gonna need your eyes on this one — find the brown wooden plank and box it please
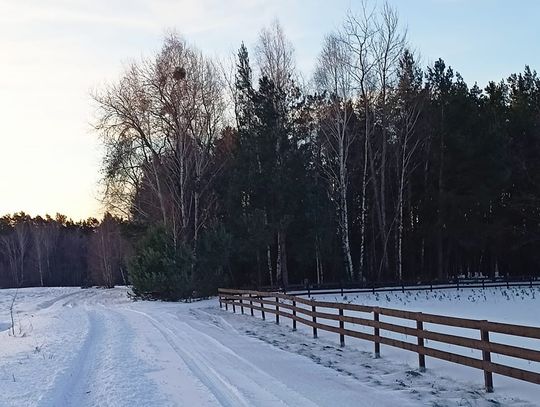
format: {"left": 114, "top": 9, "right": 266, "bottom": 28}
{"left": 225, "top": 297, "right": 540, "bottom": 362}
{"left": 219, "top": 288, "right": 540, "bottom": 387}
{"left": 487, "top": 361, "right": 540, "bottom": 385}
{"left": 379, "top": 306, "right": 540, "bottom": 339}
{"left": 485, "top": 321, "right": 540, "bottom": 340}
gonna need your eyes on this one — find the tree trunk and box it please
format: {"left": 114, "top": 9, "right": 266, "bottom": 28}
{"left": 437, "top": 107, "right": 446, "bottom": 280}
{"left": 267, "top": 244, "right": 273, "bottom": 287}
{"left": 315, "top": 237, "right": 323, "bottom": 284}
{"left": 339, "top": 135, "right": 354, "bottom": 281}
{"left": 359, "top": 111, "right": 370, "bottom": 282}
{"left": 256, "top": 250, "right": 262, "bottom": 288}
{"left": 280, "top": 229, "right": 288, "bottom": 287}
{"left": 276, "top": 232, "right": 281, "bottom": 285}
{"left": 380, "top": 126, "right": 389, "bottom": 276}
{"left": 151, "top": 155, "right": 168, "bottom": 227}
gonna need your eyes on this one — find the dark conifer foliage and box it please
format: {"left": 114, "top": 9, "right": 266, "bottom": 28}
{"left": 3, "top": 13, "right": 540, "bottom": 297}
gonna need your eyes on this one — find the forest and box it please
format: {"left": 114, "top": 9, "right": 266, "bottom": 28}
{"left": 1, "top": 5, "right": 540, "bottom": 299}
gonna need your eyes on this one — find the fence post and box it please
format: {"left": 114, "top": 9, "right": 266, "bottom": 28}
{"left": 374, "top": 309, "right": 380, "bottom": 358}
{"left": 261, "top": 297, "right": 265, "bottom": 321}
{"left": 312, "top": 302, "right": 318, "bottom": 338}
{"left": 225, "top": 296, "right": 228, "bottom": 311}
{"left": 250, "top": 294, "right": 254, "bottom": 316}
{"left": 240, "top": 295, "right": 244, "bottom": 314}
{"left": 481, "top": 322, "right": 494, "bottom": 392}
{"left": 339, "top": 308, "right": 345, "bottom": 347}
{"left": 275, "top": 297, "right": 280, "bottom": 325}
{"left": 219, "top": 293, "right": 222, "bottom": 309}
{"left": 232, "top": 297, "right": 236, "bottom": 313}
{"left": 416, "top": 314, "right": 426, "bottom": 371}
{"left": 292, "top": 300, "right": 297, "bottom": 331}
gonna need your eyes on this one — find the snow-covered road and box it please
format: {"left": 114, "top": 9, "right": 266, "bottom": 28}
{"left": 0, "top": 287, "right": 537, "bottom": 406}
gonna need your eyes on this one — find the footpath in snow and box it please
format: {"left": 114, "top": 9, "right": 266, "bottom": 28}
{"left": 0, "top": 286, "right": 539, "bottom": 406}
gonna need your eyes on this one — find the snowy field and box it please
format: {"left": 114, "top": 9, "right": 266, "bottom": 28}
{"left": 291, "top": 286, "right": 540, "bottom": 404}
{"left": 0, "top": 287, "right": 539, "bottom": 406}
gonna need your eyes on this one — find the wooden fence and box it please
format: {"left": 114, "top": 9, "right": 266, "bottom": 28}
{"left": 218, "top": 288, "right": 540, "bottom": 392}
{"left": 258, "top": 275, "right": 540, "bottom": 297}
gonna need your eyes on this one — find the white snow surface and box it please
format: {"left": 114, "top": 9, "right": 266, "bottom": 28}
{"left": 0, "top": 286, "right": 538, "bottom": 406}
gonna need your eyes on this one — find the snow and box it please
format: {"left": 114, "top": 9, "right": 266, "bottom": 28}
{"left": 0, "top": 286, "right": 538, "bottom": 406}
{"left": 292, "top": 286, "right": 540, "bottom": 403}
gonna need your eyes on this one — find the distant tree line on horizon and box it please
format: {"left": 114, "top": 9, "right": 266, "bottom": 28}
{"left": 2, "top": 3, "right": 540, "bottom": 299}
{"left": 0, "top": 212, "right": 129, "bottom": 289}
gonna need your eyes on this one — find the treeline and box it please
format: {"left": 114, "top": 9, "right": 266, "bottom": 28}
{"left": 3, "top": 4, "right": 540, "bottom": 298}
{"left": 94, "top": 4, "right": 540, "bottom": 299}
{"left": 0, "top": 213, "right": 130, "bottom": 288}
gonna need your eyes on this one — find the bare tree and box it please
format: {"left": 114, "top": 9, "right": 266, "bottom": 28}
{"left": 1, "top": 233, "right": 19, "bottom": 286}
{"left": 42, "top": 215, "right": 59, "bottom": 283}
{"left": 94, "top": 34, "right": 226, "bottom": 265}
{"left": 255, "top": 20, "right": 296, "bottom": 92}
{"left": 342, "top": 1, "right": 406, "bottom": 279}
{"left": 373, "top": 3, "right": 407, "bottom": 276}
{"left": 314, "top": 33, "right": 356, "bottom": 281}
{"left": 88, "top": 213, "right": 126, "bottom": 287}
{"left": 341, "top": 3, "right": 378, "bottom": 280}
{"left": 94, "top": 61, "right": 168, "bottom": 223}
{"left": 15, "top": 223, "right": 28, "bottom": 285}
{"left": 32, "top": 218, "right": 46, "bottom": 287}
{"left": 393, "top": 50, "right": 424, "bottom": 280}
{"left": 152, "top": 36, "right": 226, "bottom": 252}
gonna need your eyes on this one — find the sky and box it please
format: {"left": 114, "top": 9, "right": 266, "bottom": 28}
{"left": 1, "top": 0, "right": 539, "bottom": 221}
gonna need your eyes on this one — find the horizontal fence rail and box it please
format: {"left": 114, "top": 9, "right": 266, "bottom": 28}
{"left": 218, "top": 288, "right": 540, "bottom": 392}
{"left": 256, "top": 276, "right": 540, "bottom": 297}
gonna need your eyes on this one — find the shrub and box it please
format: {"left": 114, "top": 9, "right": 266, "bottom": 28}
{"left": 129, "top": 225, "right": 193, "bottom": 300}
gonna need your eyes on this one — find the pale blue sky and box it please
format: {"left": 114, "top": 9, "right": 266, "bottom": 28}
{"left": 1, "top": 0, "right": 539, "bottom": 220}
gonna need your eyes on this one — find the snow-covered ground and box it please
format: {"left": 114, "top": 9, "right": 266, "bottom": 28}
{"left": 292, "top": 286, "right": 540, "bottom": 403}
{"left": 0, "top": 286, "right": 538, "bottom": 406}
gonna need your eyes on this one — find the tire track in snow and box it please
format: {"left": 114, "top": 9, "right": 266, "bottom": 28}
{"left": 39, "top": 305, "right": 165, "bottom": 407}
{"left": 169, "top": 311, "right": 319, "bottom": 407}
{"left": 125, "top": 308, "right": 253, "bottom": 407}
{"left": 39, "top": 309, "right": 103, "bottom": 407}
{"left": 141, "top": 308, "right": 318, "bottom": 406}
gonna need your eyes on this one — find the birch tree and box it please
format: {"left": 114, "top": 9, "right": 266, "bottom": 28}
{"left": 13, "top": 214, "right": 29, "bottom": 286}
{"left": 32, "top": 217, "right": 48, "bottom": 286}
{"left": 342, "top": 4, "right": 378, "bottom": 280}
{"left": 342, "top": 1, "right": 406, "bottom": 279}
{"left": 1, "top": 233, "right": 18, "bottom": 286}
{"left": 393, "top": 50, "right": 424, "bottom": 280}
{"left": 314, "top": 33, "right": 356, "bottom": 281}
{"left": 372, "top": 3, "right": 406, "bottom": 277}
{"left": 88, "top": 213, "right": 127, "bottom": 287}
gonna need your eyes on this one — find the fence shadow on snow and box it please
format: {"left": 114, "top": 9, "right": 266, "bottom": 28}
{"left": 219, "top": 288, "right": 540, "bottom": 393}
